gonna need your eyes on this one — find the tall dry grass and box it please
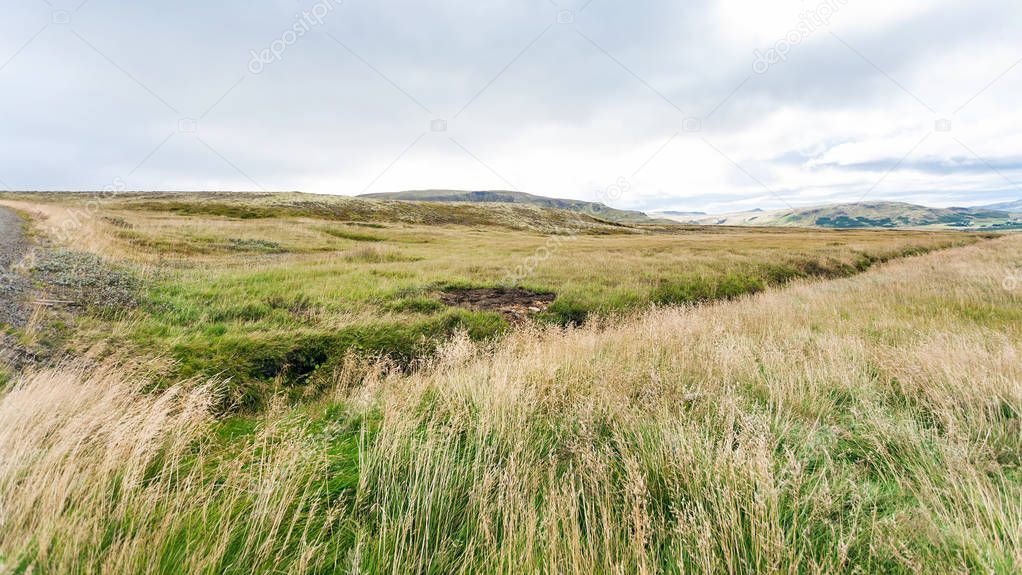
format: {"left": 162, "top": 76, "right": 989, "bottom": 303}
{"left": 1, "top": 236, "right": 1020, "bottom": 573}
{"left": 0, "top": 366, "right": 346, "bottom": 574}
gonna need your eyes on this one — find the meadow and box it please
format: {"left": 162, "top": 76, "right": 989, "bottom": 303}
{"left": 0, "top": 192, "right": 984, "bottom": 410}
{"left": 0, "top": 193, "right": 1018, "bottom": 572}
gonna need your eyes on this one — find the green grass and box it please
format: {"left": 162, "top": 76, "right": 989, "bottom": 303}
{"left": 1, "top": 195, "right": 1019, "bottom": 574}
{"left": 14, "top": 193, "right": 992, "bottom": 412}
{"left": 161, "top": 309, "right": 505, "bottom": 410}
{"left": 317, "top": 226, "right": 385, "bottom": 242}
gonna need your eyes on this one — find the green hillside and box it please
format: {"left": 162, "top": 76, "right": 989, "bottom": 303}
{"left": 359, "top": 189, "right": 663, "bottom": 224}
{"left": 658, "top": 201, "right": 1022, "bottom": 230}
{"left": 981, "top": 199, "right": 1022, "bottom": 212}
{"left": 2, "top": 191, "right": 633, "bottom": 235}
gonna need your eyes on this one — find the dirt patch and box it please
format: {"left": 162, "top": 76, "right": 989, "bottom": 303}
{"left": 440, "top": 287, "right": 556, "bottom": 323}
{"left": 0, "top": 207, "right": 30, "bottom": 328}
{"left": 0, "top": 333, "right": 43, "bottom": 373}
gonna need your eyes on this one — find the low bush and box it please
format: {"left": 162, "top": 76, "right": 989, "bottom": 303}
{"left": 32, "top": 249, "right": 140, "bottom": 314}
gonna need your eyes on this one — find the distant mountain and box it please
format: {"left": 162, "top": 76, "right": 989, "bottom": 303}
{"left": 657, "top": 201, "right": 1022, "bottom": 230}
{"left": 359, "top": 190, "right": 665, "bottom": 224}
{"left": 979, "top": 199, "right": 1022, "bottom": 212}
{"left": 656, "top": 210, "right": 707, "bottom": 216}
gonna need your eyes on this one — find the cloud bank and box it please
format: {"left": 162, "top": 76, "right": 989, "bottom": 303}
{"left": 1, "top": 0, "right": 1020, "bottom": 212}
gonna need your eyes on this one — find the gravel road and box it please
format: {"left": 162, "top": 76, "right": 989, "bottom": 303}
{"left": 0, "top": 207, "right": 29, "bottom": 328}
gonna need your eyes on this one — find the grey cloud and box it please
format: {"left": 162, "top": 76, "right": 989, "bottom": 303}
{"left": 1, "top": 0, "right": 1021, "bottom": 210}
{"left": 816, "top": 156, "right": 1022, "bottom": 176}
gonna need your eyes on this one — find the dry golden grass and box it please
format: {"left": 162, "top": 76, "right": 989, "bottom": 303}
{"left": 2, "top": 193, "right": 985, "bottom": 404}
{"left": 0, "top": 365, "right": 214, "bottom": 572}
{"left": 0, "top": 200, "right": 116, "bottom": 256}
{"left": 1, "top": 235, "right": 1019, "bottom": 573}
{"left": 340, "top": 234, "right": 1021, "bottom": 572}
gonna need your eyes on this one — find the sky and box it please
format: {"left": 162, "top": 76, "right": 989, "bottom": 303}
{"left": 1, "top": 0, "right": 1021, "bottom": 213}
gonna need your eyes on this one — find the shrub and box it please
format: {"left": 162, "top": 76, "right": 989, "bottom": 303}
{"left": 223, "top": 238, "right": 284, "bottom": 253}
{"left": 31, "top": 249, "right": 140, "bottom": 313}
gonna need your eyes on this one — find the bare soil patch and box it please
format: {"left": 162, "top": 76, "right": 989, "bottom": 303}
{"left": 440, "top": 287, "right": 556, "bottom": 323}
{"left": 0, "top": 208, "right": 30, "bottom": 328}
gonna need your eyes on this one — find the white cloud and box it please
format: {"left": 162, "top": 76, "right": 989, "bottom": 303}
{"left": 0, "top": 0, "right": 1020, "bottom": 212}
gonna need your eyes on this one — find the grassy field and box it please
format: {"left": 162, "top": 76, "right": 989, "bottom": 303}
{"left": 0, "top": 192, "right": 986, "bottom": 410}
{"left": 0, "top": 212, "right": 1019, "bottom": 573}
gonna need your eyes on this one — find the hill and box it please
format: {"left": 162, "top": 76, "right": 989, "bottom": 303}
{"left": 656, "top": 201, "right": 1022, "bottom": 230}
{"left": 658, "top": 210, "right": 707, "bottom": 216}
{"left": 980, "top": 198, "right": 1022, "bottom": 212}
{"left": 0, "top": 191, "right": 637, "bottom": 235}
{"left": 359, "top": 189, "right": 665, "bottom": 224}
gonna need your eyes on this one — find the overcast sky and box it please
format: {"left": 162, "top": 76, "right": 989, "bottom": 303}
{"left": 2, "top": 0, "right": 1021, "bottom": 213}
